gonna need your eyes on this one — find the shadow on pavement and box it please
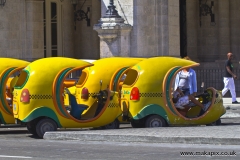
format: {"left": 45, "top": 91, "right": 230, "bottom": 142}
{"left": 221, "top": 123, "right": 240, "bottom": 126}
{"left": 28, "top": 134, "right": 41, "bottom": 139}
{"left": 0, "top": 130, "right": 28, "bottom": 134}
{"left": 0, "top": 124, "right": 25, "bottom": 128}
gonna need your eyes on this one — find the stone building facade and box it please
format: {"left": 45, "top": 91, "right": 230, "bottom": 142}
{"left": 0, "top": 0, "right": 100, "bottom": 61}
{"left": 0, "top": 0, "right": 239, "bottom": 68}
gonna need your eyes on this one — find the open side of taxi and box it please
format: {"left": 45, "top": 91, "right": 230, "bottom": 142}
{"left": 0, "top": 58, "right": 29, "bottom": 125}
{"left": 120, "top": 57, "right": 226, "bottom": 128}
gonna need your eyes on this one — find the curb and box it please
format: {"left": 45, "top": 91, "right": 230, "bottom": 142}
{"left": 44, "top": 125, "right": 240, "bottom": 145}
{"left": 44, "top": 132, "right": 240, "bottom": 145}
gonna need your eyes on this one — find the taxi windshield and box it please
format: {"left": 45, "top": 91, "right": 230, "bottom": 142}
{"left": 14, "top": 70, "right": 29, "bottom": 88}
{"left": 123, "top": 69, "right": 138, "bottom": 86}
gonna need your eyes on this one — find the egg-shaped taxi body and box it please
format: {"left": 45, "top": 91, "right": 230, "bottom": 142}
{"left": 0, "top": 58, "right": 29, "bottom": 125}
{"left": 120, "top": 57, "right": 226, "bottom": 127}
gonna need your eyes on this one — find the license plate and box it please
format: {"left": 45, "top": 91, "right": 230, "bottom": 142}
{"left": 13, "top": 104, "right": 16, "bottom": 111}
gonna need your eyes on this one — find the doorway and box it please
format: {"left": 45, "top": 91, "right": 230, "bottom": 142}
{"left": 44, "top": 0, "right": 63, "bottom": 57}
{"left": 180, "top": 0, "right": 187, "bottom": 58}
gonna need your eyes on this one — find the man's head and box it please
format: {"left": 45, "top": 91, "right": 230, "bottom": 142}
{"left": 183, "top": 56, "right": 191, "bottom": 61}
{"left": 227, "top": 52, "right": 233, "bottom": 60}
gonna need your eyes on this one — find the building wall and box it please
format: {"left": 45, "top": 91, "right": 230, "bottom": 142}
{"left": 61, "top": 0, "right": 75, "bottom": 58}
{"left": 0, "top": 0, "right": 44, "bottom": 61}
{"left": 74, "top": 0, "right": 101, "bottom": 59}
{"left": 0, "top": 0, "right": 100, "bottom": 61}
{"left": 187, "top": 0, "right": 240, "bottom": 65}
{"left": 0, "top": 0, "right": 239, "bottom": 65}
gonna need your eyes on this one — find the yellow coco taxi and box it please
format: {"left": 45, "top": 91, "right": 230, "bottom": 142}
{"left": 0, "top": 58, "right": 29, "bottom": 125}
{"left": 120, "top": 57, "right": 226, "bottom": 127}
{"left": 74, "top": 57, "right": 144, "bottom": 127}
{"left": 12, "top": 57, "right": 126, "bottom": 138}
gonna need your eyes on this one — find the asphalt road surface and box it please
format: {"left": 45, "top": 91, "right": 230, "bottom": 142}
{"left": 0, "top": 136, "right": 239, "bottom": 160}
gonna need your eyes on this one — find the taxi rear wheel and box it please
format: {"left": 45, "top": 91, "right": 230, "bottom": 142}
{"left": 145, "top": 115, "right": 166, "bottom": 128}
{"left": 36, "top": 118, "right": 57, "bottom": 138}
{"left": 102, "top": 119, "right": 120, "bottom": 129}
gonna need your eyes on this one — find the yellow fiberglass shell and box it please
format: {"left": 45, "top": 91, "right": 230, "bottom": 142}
{"left": 121, "top": 57, "right": 225, "bottom": 126}
{"left": 12, "top": 57, "right": 93, "bottom": 127}
{"left": 75, "top": 57, "right": 144, "bottom": 119}
{"left": 0, "top": 58, "right": 29, "bottom": 124}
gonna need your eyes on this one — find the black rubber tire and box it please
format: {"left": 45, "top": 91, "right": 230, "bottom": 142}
{"left": 26, "top": 122, "right": 37, "bottom": 135}
{"left": 206, "top": 118, "right": 221, "bottom": 126}
{"left": 145, "top": 115, "right": 166, "bottom": 128}
{"left": 130, "top": 119, "right": 145, "bottom": 128}
{"left": 103, "top": 119, "right": 120, "bottom": 129}
{"left": 36, "top": 118, "right": 57, "bottom": 138}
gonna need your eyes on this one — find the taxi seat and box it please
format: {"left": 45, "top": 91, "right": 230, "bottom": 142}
{"left": 68, "top": 93, "right": 88, "bottom": 120}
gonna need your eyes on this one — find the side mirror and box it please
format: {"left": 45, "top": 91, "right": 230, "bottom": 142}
{"left": 74, "top": 80, "right": 78, "bottom": 85}
{"left": 99, "top": 80, "right": 103, "bottom": 91}
{"left": 201, "top": 82, "right": 204, "bottom": 93}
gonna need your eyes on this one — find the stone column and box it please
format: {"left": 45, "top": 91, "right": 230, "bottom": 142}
{"left": 168, "top": 0, "right": 180, "bottom": 57}
{"left": 218, "top": 0, "right": 230, "bottom": 60}
{"left": 229, "top": 0, "right": 240, "bottom": 61}
{"left": 94, "top": 1, "right": 132, "bottom": 58}
{"left": 186, "top": 0, "right": 198, "bottom": 61}
{"left": 91, "top": 0, "right": 101, "bottom": 59}
{"left": 25, "top": 0, "right": 44, "bottom": 61}
{"left": 154, "top": 0, "right": 169, "bottom": 56}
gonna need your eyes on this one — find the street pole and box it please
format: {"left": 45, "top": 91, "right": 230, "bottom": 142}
{"left": 104, "top": 0, "right": 121, "bottom": 18}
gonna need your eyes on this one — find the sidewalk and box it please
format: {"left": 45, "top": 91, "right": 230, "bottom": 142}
{"left": 43, "top": 98, "right": 240, "bottom": 145}
{"left": 222, "top": 97, "right": 240, "bottom": 106}
{"left": 44, "top": 126, "right": 240, "bottom": 145}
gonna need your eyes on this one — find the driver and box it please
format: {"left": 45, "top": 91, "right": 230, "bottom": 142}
{"left": 172, "top": 87, "right": 210, "bottom": 116}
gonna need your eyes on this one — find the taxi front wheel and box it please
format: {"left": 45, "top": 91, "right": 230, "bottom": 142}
{"left": 145, "top": 115, "right": 166, "bottom": 128}
{"left": 131, "top": 119, "right": 145, "bottom": 128}
{"left": 27, "top": 121, "right": 37, "bottom": 135}
{"left": 36, "top": 118, "right": 57, "bottom": 138}
{"left": 206, "top": 118, "right": 221, "bottom": 126}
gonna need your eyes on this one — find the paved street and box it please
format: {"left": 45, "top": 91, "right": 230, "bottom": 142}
{"left": 0, "top": 137, "right": 239, "bottom": 160}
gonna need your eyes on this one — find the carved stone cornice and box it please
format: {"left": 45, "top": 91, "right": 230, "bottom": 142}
{"left": 25, "top": 0, "right": 44, "bottom": 2}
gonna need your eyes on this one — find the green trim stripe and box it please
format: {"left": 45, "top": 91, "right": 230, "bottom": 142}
{"left": 0, "top": 68, "right": 16, "bottom": 114}
{"left": 55, "top": 68, "right": 73, "bottom": 118}
{"left": 133, "top": 104, "right": 169, "bottom": 123}
{"left": 165, "top": 67, "right": 181, "bottom": 115}
{"left": 22, "top": 107, "right": 62, "bottom": 127}
{"left": 113, "top": 67, "right": 128, "bottom": 91}
{"left": 0, "top": 112, "right": 6, "bottom": 124}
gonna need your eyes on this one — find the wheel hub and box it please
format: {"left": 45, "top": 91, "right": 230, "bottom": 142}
{"left": 151, "top": 119, "right": 162, "bottom": 127}
{"left": 42, "top": 122, "right": 54, "bottom": 131}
